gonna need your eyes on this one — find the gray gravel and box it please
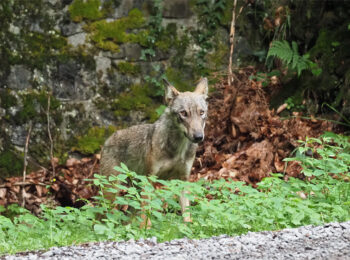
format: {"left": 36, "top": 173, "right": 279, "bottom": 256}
{"left": 4, "top": 221, "right": 350, "bottom": 260}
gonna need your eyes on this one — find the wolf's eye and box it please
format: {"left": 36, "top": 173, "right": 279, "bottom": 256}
{"left": 200, "top": 110, "right": 205, "bottom": 116}
{"left": 180, "top": 110, "right": 187, "bottom": 117}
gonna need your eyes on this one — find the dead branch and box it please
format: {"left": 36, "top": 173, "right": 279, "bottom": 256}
{"left": 227, "top": 0, "right": 246, "bottom": 85}
{"left": 22, "top": 122, "right": 32, "bottom": 207}
{"left": 47, "top": 94, "right": 55, "bottom": 177}
{"left": 0, "top": 181, "right": 47, "bottom": 188}
{"left": 228, "top": 0, "right": 238, "bottom": 85}
{"left": 27, "top": 156, "right": 50, "bottom": 172}
{"left": 277, "top": 103, "right": 288, "bottom": 114}
{"left": 88, "top": 156, "right": 99, "bottom": 178}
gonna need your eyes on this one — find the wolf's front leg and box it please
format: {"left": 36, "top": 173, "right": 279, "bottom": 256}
{"left": 179, "top": 156, "right": 195, "bottom": 222}
{"left": 180, "top": 189, "right": 192, "bottom": 222}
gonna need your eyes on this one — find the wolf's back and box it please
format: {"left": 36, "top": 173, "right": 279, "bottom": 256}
{"left": 100, "top": 123, "right": 155, "bottom": 176}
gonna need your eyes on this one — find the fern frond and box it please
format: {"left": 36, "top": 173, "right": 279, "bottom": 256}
{"left": 267, "top": 40, "right": 294, "bottom": 64}
{"left": 267, "top": 40, "right": 322, "bottom": 77}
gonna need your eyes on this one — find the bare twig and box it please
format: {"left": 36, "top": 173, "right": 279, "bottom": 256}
{"left": 88, "top": 157, "right": 99, "bottom": 178}
{"left": 47, "top": 94, "right": 55, "bottom": 177}
{"left": 27, "top": 156, "right": 50, "bottom": 172}
{"left": 228, "top": 0, "right": 238, "bottom": 85}
{"left": 0, "top": 181, "right": 47, "bottom": 188}
{"left": 227, "top": 0, "right": 246, "bottom": 85}
{"left": 3, "top": 150, "right": 49, "bottom": 173}
{"left": 22, "top": 122, "right": 32, "bottom": 208}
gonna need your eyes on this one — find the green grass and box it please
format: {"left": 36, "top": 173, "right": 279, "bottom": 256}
{"left": 0, "top": 132, "right": 349, "bottom": 255}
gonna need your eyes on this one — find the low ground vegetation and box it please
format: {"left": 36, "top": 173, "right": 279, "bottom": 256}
{"left": 0, "top": 132, "right": 349, "bottom": 255}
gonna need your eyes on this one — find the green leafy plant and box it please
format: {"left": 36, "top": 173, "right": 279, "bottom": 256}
{"left": 1, "top": 133, "right": 350, "bottom": 255}
{"left": 144, "top": 64, "right": 166, "bottom": 97}
{"left": 322, "top": 103, "right": 350, "bottom": 127}
{"left": 284, "top": 132, "right": 350, "bottom": 178}
{"left": 141, "top": 0, "right": 163, "bottom": 61}
{"left": 192, "top": 0, "right": 226, "bottom": 74}
{"left": 249, "top": 70, "right": 280, "bottom": 87}
{"left": 139, "top": 0, "right": 168, "bottom": 97}
{"left": 284, "top": 96, "right": 305, "bottom": 111}
{"left": 267, "top": 40, "right": 322, "bottom": 76}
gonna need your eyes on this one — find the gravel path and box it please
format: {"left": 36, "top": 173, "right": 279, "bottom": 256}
{"left": 4, "top": 221, "right": 350, "bottom": 260}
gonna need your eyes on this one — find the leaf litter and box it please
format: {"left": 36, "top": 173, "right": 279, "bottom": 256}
{"left": 0, "top": 67, "right": 338, "bottom": 212}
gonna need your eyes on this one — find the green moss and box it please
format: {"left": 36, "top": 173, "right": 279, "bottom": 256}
{"left": 155, "top": 23, "right": 178, "bottom": 51}
{"left": 69, "top": 0, "right": 104, "bottom": 22}
{"left": 73, "top": 126, "right": 119, "bottom": 155}
{"left": 64, "top": 46, "right": 97, "bottom": 71}
{"left": 100, "top": 0, "right": 122, "bottom": 17}
{"left": 220, "top": 0, "right": 236, "bottom": 26}
{"left": 16, "top": 91, "right": 61, "bottom": 124}
{"left": 86, "top": 8, "right": 147, "bottom": 52}
{"left": 15, "top": 32, "right": 68, "bottom": 70}
{"left": 116, "top": 61, "right": 141, "bottom": 75}
{"left": 309, "top": 30, "right": 337, "bottom": 71}
{"left": 165, "top": 67, "right": 193, "bottom": 92}
{"left": 17, "top": 94, "right": 38, "bottom": 124}
{"left": 113, "top": 84, "right": 160, "bottom": 122}
{"left": 0, "top": 150, "right": 23, "bottom": 178}
{"left": 207, "top": 41, "right": 229, "bottom": 70}
{"left": 0, "top": 90, "right": 17, "bottom": 109}
{"left": 114, "top": 84, "right": 152, "bottom": 112}
{"left": 1, "top": 0, "right": 70, "bottom": 71}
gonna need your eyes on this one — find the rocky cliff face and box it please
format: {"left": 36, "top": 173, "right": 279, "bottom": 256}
{"left": 0, "top": 0, "right": 236, "bottom": 177}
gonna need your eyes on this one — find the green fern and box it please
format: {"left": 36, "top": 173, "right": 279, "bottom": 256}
{"left": 267, "top": 40, "right": 321, "bottom": 77}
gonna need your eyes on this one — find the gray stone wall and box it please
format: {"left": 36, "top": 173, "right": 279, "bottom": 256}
{"left": 0, "top": 0, "right": 233, "bottom": 177}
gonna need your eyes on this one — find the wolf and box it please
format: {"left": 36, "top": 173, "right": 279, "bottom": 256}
{"left": 100, "top": 77, "right": 208, "bottom": 221}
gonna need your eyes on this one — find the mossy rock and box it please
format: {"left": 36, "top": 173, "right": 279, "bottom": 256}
{"left": 15, "top": 91, "right": 61, "bottom": 125}
{"left": 0, "top": 150, "right": 23, "bottom": 178}
{"left": 116, "top": 61, "right": 141, "bottom": 75}
{"left": 0, "top": 90, "right": 17, "bottom": 109}
{"left": 207, "top": 40, "right": 229, "bottom": 71}
{"left": 73, "top": 126, "right": 119, "bottom": 155}
{"left": 69, "top": 0, "right": 104, "bottom": 22}
{"left": 85, "top": 8, "right": 147, "bottom": 52}
{"left": 165, "top": 67, "right": 194, "bottom": 92}
{"left": 113, "top": 84, "right": 161, "bottom": 122}
{"left": 113, "top": 84, "right": 153, "bottom": 112}
{"left": 155, "top": 23, "right": 178, "bottom": 52}
{"left": 12, "top": 31, "right": 67, "bottom": 70}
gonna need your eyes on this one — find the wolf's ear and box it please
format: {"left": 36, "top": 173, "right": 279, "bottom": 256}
{"left": 194, "top": 77, "right": 208, "bottom": 96}
{"left": 163, "top": 79, "right": 179, "bottom": 104}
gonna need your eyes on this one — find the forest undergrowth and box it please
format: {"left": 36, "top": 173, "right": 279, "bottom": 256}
{"left": 0, "top": 70, "right": 349, "bottom": 255}
{"left": 0, "top": 131, "right": 349, "bottom": 255}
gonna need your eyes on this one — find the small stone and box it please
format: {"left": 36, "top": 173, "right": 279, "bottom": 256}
{"left": 7, "top": 65, "right": 32, "bottom": 90}
{"left": 67, "top": 33, "right": 87, "bottom": 47}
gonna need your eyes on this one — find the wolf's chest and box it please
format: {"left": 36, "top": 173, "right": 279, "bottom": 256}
{"left": 150, "top": 144, "right": 195, "bottom": 180}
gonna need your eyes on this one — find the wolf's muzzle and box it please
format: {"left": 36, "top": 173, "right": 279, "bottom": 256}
{"left": 193, "top": 133, "right": 204, "bottom": 143}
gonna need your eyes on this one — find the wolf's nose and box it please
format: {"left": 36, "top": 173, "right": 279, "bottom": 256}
{"left": 193, "top": 133, "right": 204, "bottom": 142}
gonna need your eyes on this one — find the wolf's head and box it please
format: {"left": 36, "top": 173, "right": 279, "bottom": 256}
{"left": 164, "top": 78, "right": 208, "bottom": 143}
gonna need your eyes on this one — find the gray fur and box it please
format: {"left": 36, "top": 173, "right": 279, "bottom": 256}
{"left": 100, "top": 78, "right": 209, "bottom": 219}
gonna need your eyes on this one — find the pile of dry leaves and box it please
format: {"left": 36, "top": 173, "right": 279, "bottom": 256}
{"left": 192, "top": 67, "right": 334, "bottom": 184}
{"left": 0, "top": 67, "right": 336, "bottom": 212}
{"left": 0, "top": 156, "right": 99, "bottom": 214}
